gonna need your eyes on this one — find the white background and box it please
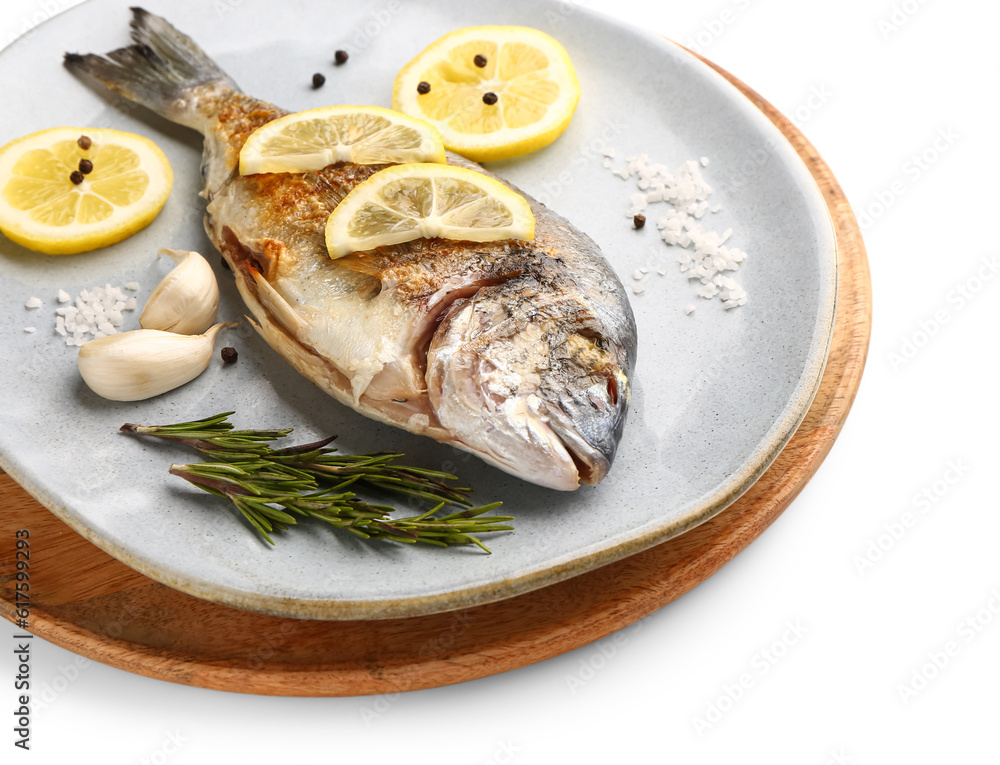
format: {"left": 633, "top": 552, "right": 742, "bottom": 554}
{"left": 3, "top": 0, "right": 997, "bottom": 762}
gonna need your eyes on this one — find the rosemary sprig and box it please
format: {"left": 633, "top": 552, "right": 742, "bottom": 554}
{"left": 122, "top": 412, "right": 512, "bottom": 552}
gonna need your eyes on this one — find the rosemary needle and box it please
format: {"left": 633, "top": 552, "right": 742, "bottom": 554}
{"left": 123, "top": 412, "right": 512, "bottom": 552}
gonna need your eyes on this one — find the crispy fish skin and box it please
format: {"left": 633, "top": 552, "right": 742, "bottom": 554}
{"left": 66, "top": 8, "right": 637, "bottom": 490}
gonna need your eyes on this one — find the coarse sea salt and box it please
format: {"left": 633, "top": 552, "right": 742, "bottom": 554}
{"left": 30, "top": 283, "right": 142, "bottom": 346}
{"left": 607, "top": 152, "right": 748, "bottom": 309}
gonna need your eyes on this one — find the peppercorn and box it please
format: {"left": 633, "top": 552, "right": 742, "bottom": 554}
{"left": 417, "top": 81, "right": 431, "bottom": 95}
{"left": 473, "top": 54, "right": 487, "bottom": 67}
{"left": 312, "top": 72, "right": 326, "bottom": 88}
{"left": 77, "top": 135, "right": 91, "bottom": 150}
{"left": 79, "top": 159, "right": 93, "bottom": 174}
{"left": 482, "top": 91, "right": 498, "bottom": 105}
{"left": 69, "top": 170, "right": 84, "bottom": 185}
{"left": 334, "top": 50, "right": 349, "bottom": 65}
{"left": 633, "top": 214, "right": 646, "bottom": 229}
{"left": 221, "top": 347, "right": 238, "bottom": 364}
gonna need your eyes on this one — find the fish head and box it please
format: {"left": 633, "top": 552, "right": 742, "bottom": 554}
{"left": 426, "top": 274, "right": 633, "bottom": 491}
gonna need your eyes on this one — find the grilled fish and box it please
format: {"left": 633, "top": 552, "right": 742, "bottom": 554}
{"left": 66, "top": 8, "right": 637, "bottom": 490}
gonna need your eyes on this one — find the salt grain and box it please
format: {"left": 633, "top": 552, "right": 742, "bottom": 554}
{"left": 125, "top": 281, "right": 140, "bottom": 291}
{"left": 24, "top": 327, "right": 36, "bottom": 333}
{"left": 32, "top": 283, "right": 140, "bottom": 346}
{"left": 603, "top": 150, "right": 749, "bottom": 309}
{"left": 25, "top": 297, "right": 42, "bottom": 309}
{"left": 632, "top": 284, "right": 645, "bottom": 295}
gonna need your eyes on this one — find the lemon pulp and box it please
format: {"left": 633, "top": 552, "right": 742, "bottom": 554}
{"left": 325, "top": 163, "right": 535, "bottom": 258}
{"left": 393, "top": 26, "right": 581, "bottom": 162}
{"left": 239, "top": 105, "right": 446, "bottom": 175}
{"left": 0, "top": 127, "right": 172, "bottom": 255}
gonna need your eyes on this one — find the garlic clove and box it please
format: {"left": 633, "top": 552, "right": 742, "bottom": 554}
{"left": 139, "top": 248, "right": 220, "bottom": 335}
{"left": 78, "top": 322, "right": 236, "bottom": 401}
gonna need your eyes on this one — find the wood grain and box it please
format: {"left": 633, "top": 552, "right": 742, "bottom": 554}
{"left": 0, "top": 61, "right": 871, "bottom": 696}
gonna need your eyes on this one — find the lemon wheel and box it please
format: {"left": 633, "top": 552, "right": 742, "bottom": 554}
{"left": 239, "top": 105, "right": 446, "bottom": 175}
{"left": 324, "top": 163, "right": 535, "bottom": 258}
{"left": 392, "top": 26, "right": 581, "bottom": 162}
{"left": 0, "top": 127, "right": 172, "bottom": 255}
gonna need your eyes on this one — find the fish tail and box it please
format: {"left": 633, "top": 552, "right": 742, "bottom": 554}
{"left": 63, "top": 7, "right": 238, "bottom": 129}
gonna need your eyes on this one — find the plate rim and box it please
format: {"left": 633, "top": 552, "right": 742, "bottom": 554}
{"left": 0, "top": 0, "right": 838, "bottom": 620}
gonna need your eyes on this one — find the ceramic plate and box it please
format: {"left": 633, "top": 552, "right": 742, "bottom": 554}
{"left": 0, "top": 0, "right": 836, "bottom": 619}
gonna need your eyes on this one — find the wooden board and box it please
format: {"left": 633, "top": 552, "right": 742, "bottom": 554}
{"left": 0, "top": 59, "right": 871, "bottom": 697}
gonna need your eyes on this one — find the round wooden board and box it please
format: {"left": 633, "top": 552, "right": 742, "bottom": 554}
{"left": 0, "top": 58, "right": 871, "bottom": 697}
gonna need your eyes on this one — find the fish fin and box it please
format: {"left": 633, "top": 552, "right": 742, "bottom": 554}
{"left": 63, "top": 7, "right": 238, "bottom": 127}
{"left": 334, "top": 252, "right": 387, "bottom": 278}
{"left": 247, "top": 268, "right": 312, "bottom": 337}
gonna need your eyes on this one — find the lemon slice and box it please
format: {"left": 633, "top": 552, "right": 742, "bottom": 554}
{"left": 392, "top": 25, "right": 581, "bottom": 162}
{"left": 0, "top": 127, "right": 172, "bottom": 255}
{"left": 239, "top": 105, "right": 446, "bottom": 175}
{"left": 324, "top": 163, "right": 535, "bottom": 258}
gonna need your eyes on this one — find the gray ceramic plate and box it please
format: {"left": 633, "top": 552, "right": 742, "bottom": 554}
{"left": 0, "top": 0, "right": 836, "bottom": 619}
